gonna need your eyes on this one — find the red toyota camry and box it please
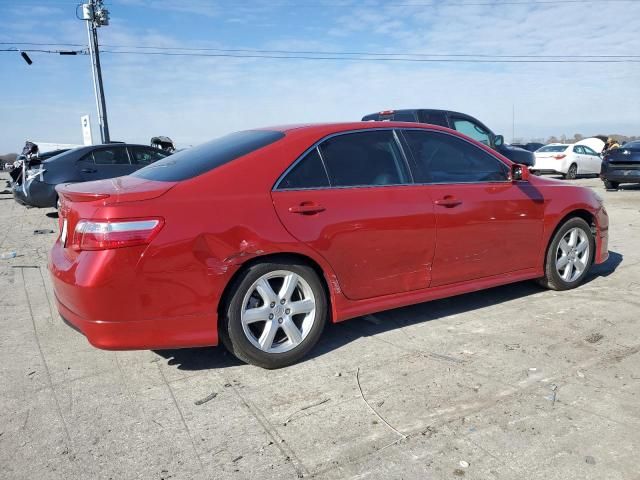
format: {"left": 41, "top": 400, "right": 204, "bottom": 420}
{"left": 49, "top": 123, "right": 609, "bottom": 368}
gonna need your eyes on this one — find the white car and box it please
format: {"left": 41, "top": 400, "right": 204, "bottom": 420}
{"left": 531, "top": 143, "right": 602, "bottom": 179}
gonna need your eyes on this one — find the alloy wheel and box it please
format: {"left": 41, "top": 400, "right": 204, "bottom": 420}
{"left": 555, "top": 227, "right": 590, "bottom": 282}
{"left": 240, "top": 270, "right": 316, "bottom": 354}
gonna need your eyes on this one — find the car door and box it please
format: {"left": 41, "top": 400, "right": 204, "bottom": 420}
{"left": 271, "top": 129, "right": 437, "bottom": 301}
{"left": 401, "top": 129, "right": 545, "bottom": 287}
{"left": 79, "top": 146, "right": 135, "bottom": 181}
{"left": 572, "top": 145, "right": 586, "bottom": 174}
{"left": 582, "top": 145, "right": 602, "bottom": 173}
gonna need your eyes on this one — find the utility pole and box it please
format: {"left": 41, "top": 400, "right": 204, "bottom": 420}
{"left": 81, "top": 0, "right": 110, "bottom": 143}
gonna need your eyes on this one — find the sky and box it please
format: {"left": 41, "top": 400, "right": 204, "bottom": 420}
{"left": 1, "top": 0, "right": 639, "bottom": 153}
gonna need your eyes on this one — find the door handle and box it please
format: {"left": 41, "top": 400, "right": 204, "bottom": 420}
{"left": 288, "top": 203, "right": 325, "bottom": 215}
{"left": 81, "top": 168, "right": 97, "bottom": 173}
{"left": 434, "top": 197, "right": 462, "bottom": 208}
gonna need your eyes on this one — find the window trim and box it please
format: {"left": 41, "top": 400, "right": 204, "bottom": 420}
{"left": 273, "top": 128, "right": 414, "bottom": 191}
{"left": 399, "top": 128, "right": 512, "bottom": 186}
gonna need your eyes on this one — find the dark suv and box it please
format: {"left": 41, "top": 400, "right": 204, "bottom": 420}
{"left": 600, "top": 140, "right": 640, "bottom": 190}
{"left": 362, "top": 109, "right": 535, "bottom": 166}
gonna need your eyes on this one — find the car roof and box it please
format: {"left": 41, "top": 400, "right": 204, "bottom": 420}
{"left": 266, "top": 121, "right": 454, "bottom": 135}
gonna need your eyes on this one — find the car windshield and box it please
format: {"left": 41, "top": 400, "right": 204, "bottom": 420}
{"left": 537, "top": 145, "right": 568, "bottom": 153}
{"left": 132, "top": 130, "right": 285, "bottom": 182}
{"left": 623, "top": 140, "right": 640, "bottom": 149}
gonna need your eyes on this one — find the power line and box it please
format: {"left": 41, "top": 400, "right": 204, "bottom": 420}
{"left": 2, "top": 42, "right": 639, "bottom": 59}
{"left": 98, "top": 49, "right": 640, "bottom": 63}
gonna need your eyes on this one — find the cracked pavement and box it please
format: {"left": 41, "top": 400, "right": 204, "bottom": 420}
{"left": 1, "top": 172, "right": 639, "bottom": 479}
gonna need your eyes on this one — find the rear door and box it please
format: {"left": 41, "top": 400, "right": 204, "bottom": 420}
{"left": 401, "top": 129, "right": 544, "bottom": 286}
{"left": 271, "top": 129, "right": 437, "bottom": 301}
{"left": 79, "top": 146, "right": 135, "bottom": 181}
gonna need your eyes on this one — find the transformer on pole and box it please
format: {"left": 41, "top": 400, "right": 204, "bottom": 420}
{"left": 81, "top": 0, "right": 111, "bottom": 144}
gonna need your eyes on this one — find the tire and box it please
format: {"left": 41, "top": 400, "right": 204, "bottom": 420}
{"left": 564, "top": 164, "right": 578, "bottom": 180}
{"left": 603, "top": 180, "right": 619, "bottom": 190}
{"left": 538, "top": 217, "right": 594, "bottom": 291}
{"left": 220, "top": 260, "right": 327, "bottom": 368}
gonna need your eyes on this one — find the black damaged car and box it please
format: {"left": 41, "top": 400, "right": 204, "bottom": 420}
{"left": 13, "top": 143, "right": 171, "bottom": 208}
{"left": 601, "top": 140, "right": 640, "bottom": 190}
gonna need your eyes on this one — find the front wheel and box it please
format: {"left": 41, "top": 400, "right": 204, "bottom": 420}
{"left": 221, "top": 261, "right": 327, "bottom": 368}
{"left": 603, "top": 180, "right": 619, "bottom": 190}
{"left": 538, "top": 217, "right": 594, "bottom": 291}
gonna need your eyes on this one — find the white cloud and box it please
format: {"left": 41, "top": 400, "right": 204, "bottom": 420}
{"left": 1, "top": 0, "right": 639, "bottom": 152}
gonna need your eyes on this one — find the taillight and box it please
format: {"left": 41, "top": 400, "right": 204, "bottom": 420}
{"left": 553, "top": 154, "right": 566, "bottom": 160}
{"left": 71, "top": 218, "right": 164, "bottom": 251}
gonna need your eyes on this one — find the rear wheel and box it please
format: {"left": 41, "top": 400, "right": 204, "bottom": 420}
{"left": 564, "top": 164, "right": 578, "bottom": 180}
{"left": 603, "top": 180, "right": 619, "bottom": 190}
{"left": 538, "top": 217, "right": 594, "bottom": 291}
{"left": 221, "top": 261, "right": 327, "bottom": 368}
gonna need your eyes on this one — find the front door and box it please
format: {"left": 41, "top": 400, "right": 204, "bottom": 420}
{"left": 401, "top": 129, "right": 545, "bottom": 287}
{"left": 271, "top": 129, "right": 437, "bottom": 301}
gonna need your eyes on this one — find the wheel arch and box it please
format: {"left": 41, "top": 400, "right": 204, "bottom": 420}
{"left": 217, "top": 251, "right": 336, "bottom": 328}
{"left": 543, "top": 208, "right": 597, "bottom": 267}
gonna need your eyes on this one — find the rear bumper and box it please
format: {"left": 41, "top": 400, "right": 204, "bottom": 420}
{"left": 54, "top": 292, "right": 218, "bottom": 350}
{"left": 13, "top": 180, "right": 57, "bottom": 208}
{"left": 601, "top": 168, "right": 640, "bottom": 184}
{"left": 49, "top": 240, "right": 220, "bottom": 350}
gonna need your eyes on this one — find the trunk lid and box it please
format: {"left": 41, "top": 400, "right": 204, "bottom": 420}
{"left": 606, "top": 147, "right": 640, "bottom": 164}
{"left": 56, "top": 176, "right": 176, "bottom": 204}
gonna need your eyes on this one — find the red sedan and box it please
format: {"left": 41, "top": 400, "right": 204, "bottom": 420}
{"left": 49, "top": 123, "right": 609, "bottom": 368}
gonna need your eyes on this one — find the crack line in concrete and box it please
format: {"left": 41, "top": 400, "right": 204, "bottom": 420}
{"left": 156, "top": 362, "right": 205, "bottom": 472}
{"left": 20, "top": 268, "right": 74, "bottom": 452}
{"left": 226, "top": 381, "right": 308, "bottom": 478}
{"left": 356, "top": 367, "right": 406, "bottom": 439}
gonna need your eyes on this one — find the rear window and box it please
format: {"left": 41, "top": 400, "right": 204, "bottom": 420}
{"left": 537, "top": 145, "right": 568, "bottom": 153}
{"left": 132, "top": 130, "right": 285, "bottom": 182}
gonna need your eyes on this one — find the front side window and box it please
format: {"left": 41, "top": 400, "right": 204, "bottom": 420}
{"left": 318, "top": 130, "right": 409, "bottom": 187}
{"left": 92, "top": 147, "right": 130, "bottom": 165}
{"left": 129, "top": 146, "right": 170, "bottom": 166}
{"left": 451, "top": 118, "right": 491, "bottom": 146}
{"left": 582, "top": 145, "right": 598, "bottom": 155}
{"left": 278, "top": 148, "right": 329, "bottom": 189}
{"left": 403, "top": 130, "right": 510, "bottom": 184}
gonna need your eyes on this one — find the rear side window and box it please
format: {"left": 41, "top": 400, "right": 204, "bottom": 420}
{"left": 278, "top": 148, "right": 329, "bottom": 189}
{"left": 403, "top": 130, "right": 509, "bottom": 183}
{"left": 319, "top": 130, "right": 409, "bottom": 187}
{"left": 420, "top": 111, "right": 448, "bottom": 127}
{"left": 537, "top": 145, "right": 568, "bottom": 153}
{"left": 92, "top": 147, "right": 130, "bottom": 165}
{"left": 133, "top": 130, "right": 285, "bottom": 182}
{"left": 390, "top": 112, "right": 418, "bottom": 122}
{"left": 129, "top": 146, "right": 170, "bottom": 165}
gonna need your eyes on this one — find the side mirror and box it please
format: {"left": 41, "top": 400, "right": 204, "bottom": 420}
{"left": 494, "top": 134, "right": 504, "bottom": 147}
{"left": 512, "top": 163, "right": 530, "bottom": 182}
